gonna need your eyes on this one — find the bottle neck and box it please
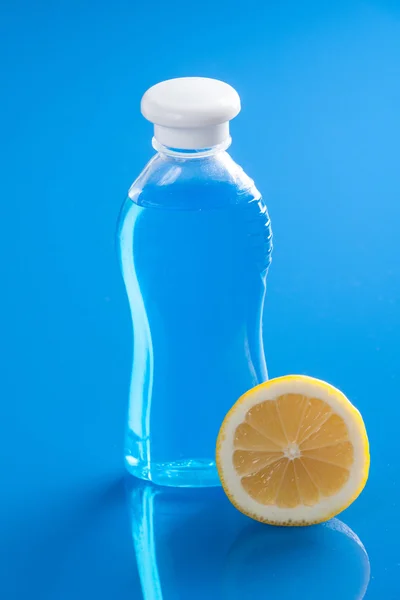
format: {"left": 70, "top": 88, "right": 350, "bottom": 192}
{"left": 152, "top": 119, "right": 232, "bottom": 156}
{"left": 152, "top": 136, "right": 232, "bottom": 159}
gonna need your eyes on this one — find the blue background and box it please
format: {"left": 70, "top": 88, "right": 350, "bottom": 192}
{"left": 1, "top": 0, "right": 400, "bottom": 598}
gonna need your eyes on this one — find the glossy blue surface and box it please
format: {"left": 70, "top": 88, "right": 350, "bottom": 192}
{"left": 1, "top": 0, "right": 400, "bottom": 598}
{"left": 129, "top": 480, "right": 370, "bottom": 599}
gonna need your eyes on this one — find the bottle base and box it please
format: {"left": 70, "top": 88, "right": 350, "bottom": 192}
{"left": 125, "top": 455, "right": 221, "bottom": 488}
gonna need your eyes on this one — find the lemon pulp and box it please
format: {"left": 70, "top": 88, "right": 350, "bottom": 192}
{"left": 234, "top": 394, "right": 353, "bottom": 508}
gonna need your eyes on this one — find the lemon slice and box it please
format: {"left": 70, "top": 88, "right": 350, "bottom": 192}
{"left": 216, "top": 375, "right": 369, "bottom": 526}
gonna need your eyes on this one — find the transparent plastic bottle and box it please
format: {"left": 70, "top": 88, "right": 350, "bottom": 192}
{"left": 118, "top": 78, "right": 272, "bottom": 487}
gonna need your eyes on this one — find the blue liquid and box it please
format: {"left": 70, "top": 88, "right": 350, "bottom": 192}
{"left": 118, "top": 168, "right": 272, "bottom": 486}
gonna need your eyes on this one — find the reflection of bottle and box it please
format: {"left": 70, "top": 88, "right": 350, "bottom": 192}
{"left": 128, "top": 480, "right": 245, "bottom": 600}
{"left": 128, "top": 480, "right": 369, "bottom": 600}
{"left": 118, "top": 77, "right": 273, "bottom": 487}
{"left": 224, "top": 519, "right": 370, "bottom": 600}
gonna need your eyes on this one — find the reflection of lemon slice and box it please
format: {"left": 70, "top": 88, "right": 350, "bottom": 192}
{"left": 216, "top": 375, "right": 369, "bottom": 526}
{"left": 223, "top": 518, "right": 370, "bottom": 599}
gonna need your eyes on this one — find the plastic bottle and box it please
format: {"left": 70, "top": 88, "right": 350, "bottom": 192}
{"left": 117, "top": 77, "right": 272, "bottom": 487}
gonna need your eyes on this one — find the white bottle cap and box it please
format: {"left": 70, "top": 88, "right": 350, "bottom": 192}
{"left": 141, "top": 77, "right": 241, "bottom": 150}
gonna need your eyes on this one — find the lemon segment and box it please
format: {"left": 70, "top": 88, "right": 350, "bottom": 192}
{"left": 216, "top": 375, "right": 369, "bottom": 526}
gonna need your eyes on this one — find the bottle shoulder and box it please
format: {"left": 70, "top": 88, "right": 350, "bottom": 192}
{"left": 125, "top": 151, "right": 263, "bottom": 210}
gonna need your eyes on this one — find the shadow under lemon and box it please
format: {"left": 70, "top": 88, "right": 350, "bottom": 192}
{"left": 128, "top": 480, "right": 370, "bottom": 600}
